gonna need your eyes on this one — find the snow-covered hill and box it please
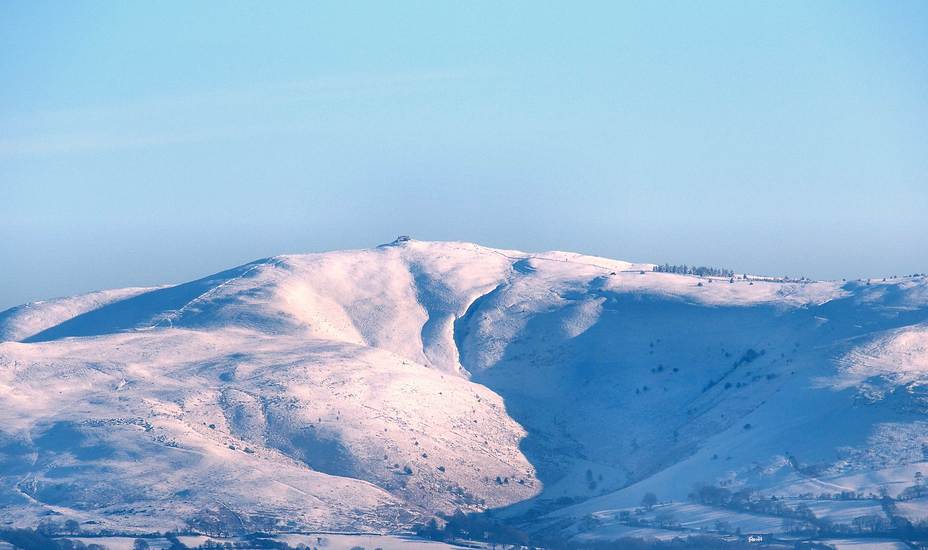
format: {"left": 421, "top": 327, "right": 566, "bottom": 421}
{"left": 1, "top": 239, "right": 927, "bottom": 542}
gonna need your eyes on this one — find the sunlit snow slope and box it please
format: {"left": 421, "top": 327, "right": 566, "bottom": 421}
{"left": 1, "top": 239, "right": 926, "bottom": 537}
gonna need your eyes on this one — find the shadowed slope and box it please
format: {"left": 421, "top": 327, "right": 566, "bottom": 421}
{"left": 23, "top": 260, "right": 273, "bottom": 343}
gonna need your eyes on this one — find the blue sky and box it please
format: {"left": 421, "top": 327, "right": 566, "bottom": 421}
{"left": 2, "top": 1, "right": 927, "bottom": 309}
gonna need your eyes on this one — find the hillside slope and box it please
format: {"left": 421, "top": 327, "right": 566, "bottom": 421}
{"left": 1, "top": 239, "right": 926, "bottom": 540}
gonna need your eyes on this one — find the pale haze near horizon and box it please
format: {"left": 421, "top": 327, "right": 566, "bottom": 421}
{"left": 2, "top": 1, "right": 926, "bottom": 310}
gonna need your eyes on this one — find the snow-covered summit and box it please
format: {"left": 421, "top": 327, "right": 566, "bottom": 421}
{"left": 1, "top": 240, "right": 927, "bottom": 538}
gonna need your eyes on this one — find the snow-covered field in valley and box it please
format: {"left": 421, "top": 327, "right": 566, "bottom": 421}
{"left": 2, "top": 239, "right": 927, "bottom": 548}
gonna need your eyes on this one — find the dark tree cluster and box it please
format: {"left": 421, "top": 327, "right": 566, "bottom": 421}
{"left": 653, "top": 264, "right": 735, "bottom": 277}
